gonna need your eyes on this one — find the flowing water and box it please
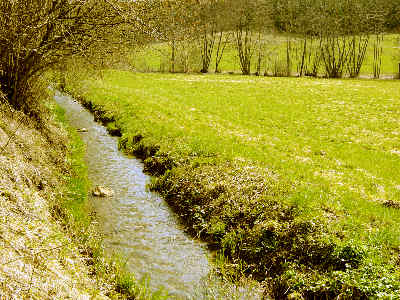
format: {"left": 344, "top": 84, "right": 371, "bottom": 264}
{"left": 55, "top": 91, "right": 264, "bottom": 299}
{"left": 55, "top": 92, "right": 210, "bottom": 298}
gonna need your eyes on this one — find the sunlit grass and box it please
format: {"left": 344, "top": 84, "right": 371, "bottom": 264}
{"left": 65, "top": 70, "right": 400, "bottom": 296}
{"left": 72, "top": 71, "right": 400, "bottom": 242}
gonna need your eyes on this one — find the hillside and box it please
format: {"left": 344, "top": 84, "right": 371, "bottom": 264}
{"left": 0, "top": 98, "right": 110, "bottom": 299}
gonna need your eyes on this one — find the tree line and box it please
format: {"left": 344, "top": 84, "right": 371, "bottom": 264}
{"left": 0, "top": 0, "right": 399, "bottom": 114}
{"left": 141, "top": 0, "right": 400, "bottom": 77}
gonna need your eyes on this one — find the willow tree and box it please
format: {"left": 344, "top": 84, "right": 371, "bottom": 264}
{"left": 0, "top": 0, "right": 139, "bottom": 114}
{"left": 193, "top": 0, "right": 218, "bottom": 73}
{"left": 228, "top": 0, "right": 273, "bottom": 75}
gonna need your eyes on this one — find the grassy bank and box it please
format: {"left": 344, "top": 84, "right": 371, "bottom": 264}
{"left": 64, "top": 70, "right": 400, "bottom": 298}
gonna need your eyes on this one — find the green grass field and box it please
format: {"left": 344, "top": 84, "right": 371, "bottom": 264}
{"left": 64, "top": 70, "right": 400, "bottom": 298}
{"left": 132, "top": 34, "right": 399, "bottom": 77}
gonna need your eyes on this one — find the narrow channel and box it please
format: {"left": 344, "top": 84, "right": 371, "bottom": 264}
{"left": 54, "top": 92, "right": 210, "bottom": 298}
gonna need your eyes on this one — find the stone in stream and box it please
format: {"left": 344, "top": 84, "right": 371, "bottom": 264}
{"left": 77, "top": 128, "right": 88, "bottom": 133}
{"left": 92, "top": 186, "right": 114, "bottom": 197}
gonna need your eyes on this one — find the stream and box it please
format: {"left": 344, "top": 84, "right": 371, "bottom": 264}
{"left": 55, "top": 91, "right": 263, "bottom": 299}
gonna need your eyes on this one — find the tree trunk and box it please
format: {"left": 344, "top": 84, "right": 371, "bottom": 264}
{"left": 215, "top": 32, "right": 230, "bottom": 73}
{"left": 286, "top": 38, "right": 291, "bottom": 77}
{"left": 235, "top": 24, "right": 253, "bottom": 75}
{"left": 171, "top": 40, "right": 176, "bottom": 73}
{"left": 299, "top": 37, "right": 307, "bottom": 77}
{"left": 373, "top": 35, "right": 383, "bottom": 79}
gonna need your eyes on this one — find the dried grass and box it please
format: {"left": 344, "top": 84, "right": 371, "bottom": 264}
{"left": 0, "top": 104, "right": 109, "bottom": 299}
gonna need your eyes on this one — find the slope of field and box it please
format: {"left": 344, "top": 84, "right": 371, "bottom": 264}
{"left": 65, "top": 70, "right": 400, "bottom": 298}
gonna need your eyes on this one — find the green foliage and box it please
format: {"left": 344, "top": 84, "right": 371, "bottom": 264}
{"left": 64, "top": 70, "right": 400, "bottom": 298}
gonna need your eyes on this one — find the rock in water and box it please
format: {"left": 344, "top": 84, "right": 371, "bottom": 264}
{"left": 92, "top": 186, "right": 114, "bottom": 197}
{"left": 77, "top": 128, "right": 88, "bottom": 133}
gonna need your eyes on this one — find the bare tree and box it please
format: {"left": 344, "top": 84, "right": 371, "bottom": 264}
{"left": 273, "top": 0, "right": 391, "bottom": 78}
{"left": 214, "top": 31, "right": 232, "bottom": 73}
{"left": 373, "top": 34, "right": 384, "bottom": 78}
{"left": 141, "top": 0, "right": 201, "bottom": 73}
{"left": 230, "top": 0, "right": 272, "bottom": 75}
{"left": 346, "top": 35, "right": 369, "bottom": 78}
{"left": 195, "top": 0, "right": 220, "bottom": 73}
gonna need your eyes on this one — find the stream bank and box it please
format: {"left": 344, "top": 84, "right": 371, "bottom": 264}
{"left": 55, "top": 92, "right": 211, "bottom": 298}
{"left": 0, "top": 98, "right": 113, "bottom": 299}
{"left": 55, "top": 90, "right": 265, "bottom": 299}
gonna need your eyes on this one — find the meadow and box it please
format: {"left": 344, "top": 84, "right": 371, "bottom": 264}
{"left": 65, "top": 70, "right": 400, "bottom": 298}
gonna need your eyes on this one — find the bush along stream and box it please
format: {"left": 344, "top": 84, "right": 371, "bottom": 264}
{"left": 62, "top": 70, "right": 400, "bottom": 299}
